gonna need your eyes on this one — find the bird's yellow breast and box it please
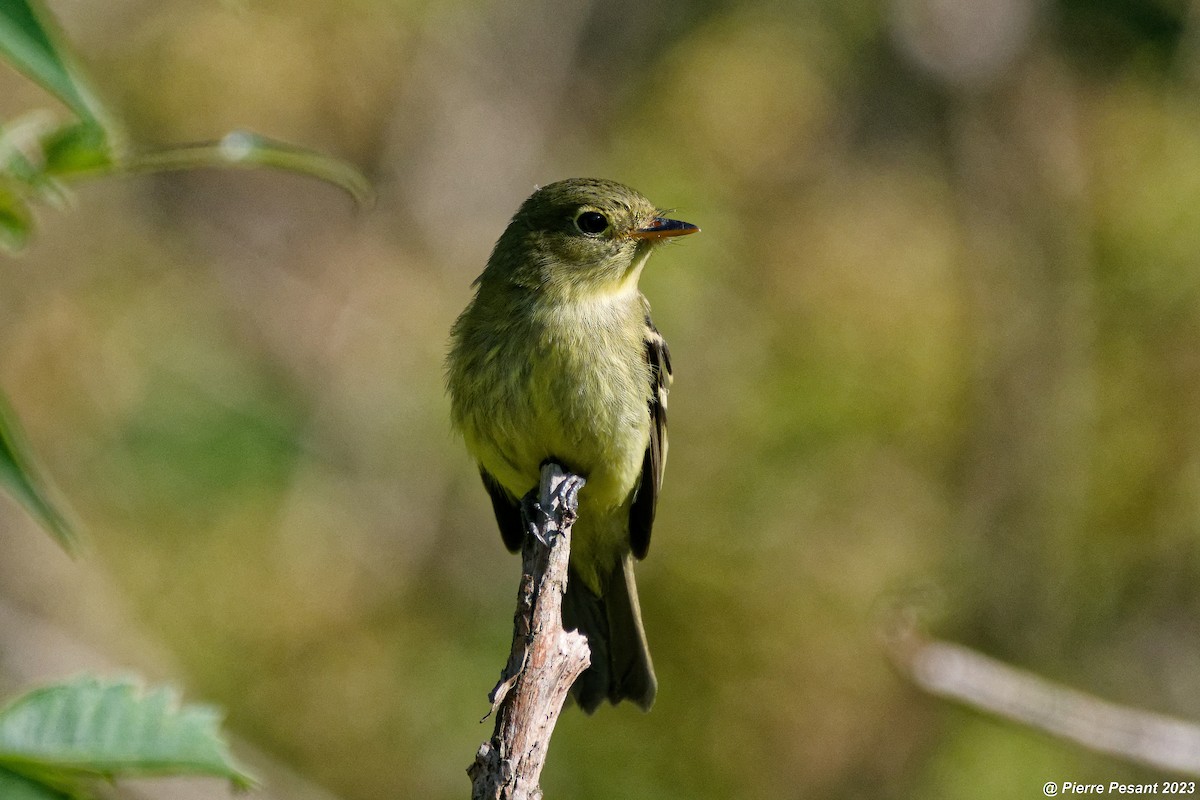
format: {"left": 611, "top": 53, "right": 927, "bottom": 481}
{"left": 462, "top": 291, "right": 649, "bottom": 497}
{"left": 450, "top": 287, "right": 652, "bottom": 587}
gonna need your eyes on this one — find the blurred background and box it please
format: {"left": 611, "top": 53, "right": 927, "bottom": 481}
{"left": 3, "top": 0, "right": 1200, "bottom": 797}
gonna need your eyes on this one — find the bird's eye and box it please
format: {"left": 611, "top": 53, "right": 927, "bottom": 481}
{"left": 574, "top": 211, "right": 609, "bottom": 235}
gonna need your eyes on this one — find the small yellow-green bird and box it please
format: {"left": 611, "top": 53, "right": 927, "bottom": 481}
{"left": 447, "top": 178, "right": 698, "bottom": 712}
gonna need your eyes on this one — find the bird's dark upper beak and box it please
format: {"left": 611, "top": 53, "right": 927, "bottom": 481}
{"left": 631, "top": 216, "right": 700, "bottom": 240}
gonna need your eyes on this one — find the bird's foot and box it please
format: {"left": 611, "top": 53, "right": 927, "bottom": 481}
{"left": 522, "top": 462, "right": 585, "bottom": 546}
{"left": 521, "top": 492, "right": 555, "bottom": 546}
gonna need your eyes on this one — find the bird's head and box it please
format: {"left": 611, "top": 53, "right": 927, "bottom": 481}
{"left": 483, "top": 178, "right": 698, "bottom": 301}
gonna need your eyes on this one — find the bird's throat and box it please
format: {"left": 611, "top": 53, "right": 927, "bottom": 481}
{"left": 576, "top": 243, "right": 653, "bottom": 305}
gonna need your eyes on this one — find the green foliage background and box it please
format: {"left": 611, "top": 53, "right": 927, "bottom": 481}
{"left": 3, "top": 0, "right": 1200, "bottom": 797}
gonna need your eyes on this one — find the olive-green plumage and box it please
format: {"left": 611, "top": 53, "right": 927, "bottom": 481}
{"left": 446, "top": 178, "right": 697, "bottom": 712}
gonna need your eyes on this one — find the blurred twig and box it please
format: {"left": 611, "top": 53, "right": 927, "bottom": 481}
{"left": 468, "top": 463, "right": 591, "bottom": 800}
{"left": 884, "top": 613, "right": 1200, "bottom": 776}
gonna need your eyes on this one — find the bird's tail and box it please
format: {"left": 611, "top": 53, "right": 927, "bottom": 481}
{"left": 561, "top": 555, "right": 657, "bottom": 713}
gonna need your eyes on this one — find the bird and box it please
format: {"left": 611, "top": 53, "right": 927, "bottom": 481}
{"left": 446, "top": 177, "right": 698, "bottom": 712}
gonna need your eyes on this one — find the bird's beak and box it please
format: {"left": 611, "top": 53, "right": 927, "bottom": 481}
{"left": 631, "top": 217, "right": 700, "bottom": 240}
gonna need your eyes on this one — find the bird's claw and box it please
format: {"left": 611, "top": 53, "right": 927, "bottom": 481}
{"left": 521, "top": 493, "right": 556, "bottom": 546}
{"left": 558, "top": 474, "right": 584, "bottom": 514}
{"left": 521, "top": 466, "right": 586, "bottom": 547}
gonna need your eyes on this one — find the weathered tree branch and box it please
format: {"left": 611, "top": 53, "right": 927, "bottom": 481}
{"left": 468, "top": 463, "right": 591, "bottom": 800}
{"left": 884, "top": 610, "right": 1200, "bottom": 776}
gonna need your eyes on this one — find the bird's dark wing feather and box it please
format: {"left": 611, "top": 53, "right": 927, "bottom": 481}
{"left": 629, "top": 316, "right": 671, "bottom": 560}
{"left": 480, "top": 468, "right": 524, "bottom": 552}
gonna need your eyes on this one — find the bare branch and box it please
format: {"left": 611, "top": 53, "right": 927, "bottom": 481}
{"left": 468, "top": 463, "right": 591, "bottom": 800}
{"left": 885, "top": 614, "right": 1200, "bottom": 776}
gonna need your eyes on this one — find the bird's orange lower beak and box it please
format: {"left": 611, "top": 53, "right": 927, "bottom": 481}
{"left": 631, "top": 217, "right": 700, "bottom": 240}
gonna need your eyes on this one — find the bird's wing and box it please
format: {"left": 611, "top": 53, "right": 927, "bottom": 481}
{"left": 480, "top": 468, "right": 524, "bottom": 552}
{"left": 629, "top": 316, "right": 672, "bottom": 560}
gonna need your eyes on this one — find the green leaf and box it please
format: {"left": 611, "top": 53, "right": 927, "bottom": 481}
{"left": 0, "top": 180, "right": 33, "bottom": 252}
{"left": 0, "top": 766, "right": 71, "bottom": 800}
{"left": 0, "top": 677, "right": 256, "bottom": 791}
{"left": 38, "top": 121, "right": 110, "bottom": 176}
{"left": 0, "top": 390, "right": 76, "bottom": 549}
{"left": 0, "top": 113, "right": 81, "bottom": 208}
{"left": 0, "top": 0, "right": 105, "bottom": 123}
{"left": 0, "top": 112, "right": 51, "bottom": 188}
{"left": 124, "top": 130, "right": 374, "bottom": 206}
